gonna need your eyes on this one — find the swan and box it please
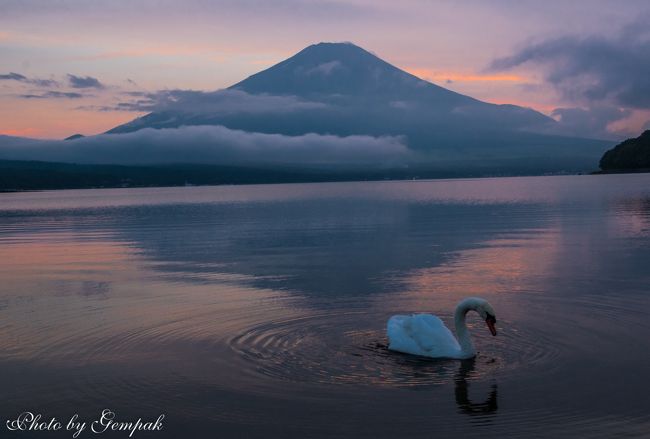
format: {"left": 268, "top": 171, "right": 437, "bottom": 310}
{"left": 387, "top": 297, "right": 497, "bottom": 359}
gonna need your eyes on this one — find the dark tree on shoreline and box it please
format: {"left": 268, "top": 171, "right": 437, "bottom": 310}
{"left": 600, "top": 130, "right": 650, "bottom": 171}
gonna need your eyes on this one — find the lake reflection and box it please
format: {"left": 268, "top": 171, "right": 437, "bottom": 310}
{"left": 0, "top": 175, "right": 649, "bottom": 438}
{"left": 455, "top": 359, "right": 498, "bottom": 419}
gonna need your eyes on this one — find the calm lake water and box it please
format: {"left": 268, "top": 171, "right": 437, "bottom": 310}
{"left": 1, "top": 175, "right": 649, "bottom": 438}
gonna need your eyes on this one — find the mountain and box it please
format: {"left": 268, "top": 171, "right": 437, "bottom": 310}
{"left": 599, "top": 130, "right": 650, "bottom": 172}
{"left": 0, "top": 43, "right": 611, "bottom": 179}
{"left": 109, "top": 42, "right": 555, "bottom": 142}
{"left": 230, "top": 42, "right": 552, "bottom": 129}
{"left": 64, "top": 133, "right": 85, "bottom": 141}
{"left": 107, "top": 42, "right": 609, "bottom": 174}
{"left": 233, "top": 42, "right": 455, "bottom": 97}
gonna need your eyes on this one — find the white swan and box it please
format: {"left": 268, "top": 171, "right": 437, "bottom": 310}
{"left": 387, "top": 297, "right": 497, "bottom": 359}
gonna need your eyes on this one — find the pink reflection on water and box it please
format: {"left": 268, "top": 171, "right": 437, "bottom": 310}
{"left": 378, "top": 231, "right": 560, "bottom": 314}
{"left": 0, "top": 232, "right": 294, "bottom": 373}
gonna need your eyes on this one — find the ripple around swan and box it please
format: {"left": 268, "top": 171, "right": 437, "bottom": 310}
{"left": 228, "top": 307, "right": 564, "bottom": 389}
{"left": 5, "top": 283, "right": 648, "bottom": 439}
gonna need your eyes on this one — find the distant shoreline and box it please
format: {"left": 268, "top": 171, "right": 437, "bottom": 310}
{"left": 591, "top": 168, "right": 650, "bottom": 175}
{"left": 0, "top": 158, "right": 615, "bottom": 193}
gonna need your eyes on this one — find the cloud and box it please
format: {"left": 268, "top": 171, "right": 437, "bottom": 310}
{"left": 488, "top": 19, "right": 650, "bottom": 109}
{"left": 389, "top": 100, "right": 411, "bottom": 110}
{"left": 2, "top": 73, "right": 92, "bottom": 99}
{"left": 0, "top": 71, "right": 59, "bottom": 87}
{"left": 67, "top": 74, "right": 104, "bottom": 89}
{"left": 1, "top": 72, "right": 102, "bottom": 89}
{"left": 550, "top": 106, "right": 631, "bottom": 139}
{"left": 103, "top": 88, "right": 327, "bottom": 113}
{"left": 0, "top": 72, "right": 27, "bottom": 81}
{"left": 0, "top": 125, "right": 410, "bottom": 168}
{"left": 305, "top": 60, "right": 342, "bottom": 76}
{"left": 27, "top": 78, "right": 59, "bottom": 87}
{"left": 20, "top": 91, "right": 84, "bottom": 99}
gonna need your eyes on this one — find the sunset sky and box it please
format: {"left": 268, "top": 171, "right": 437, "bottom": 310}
{"left": 1, "top": 0, "right": 649, "bottom": 139}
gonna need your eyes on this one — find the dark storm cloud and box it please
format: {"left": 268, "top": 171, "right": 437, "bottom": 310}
{"left": 20, "top": 91, "right": 84, "bottom": 99}
{"left": 0, "top": 125, "right": 410, "bottom": 167}
{"left": 488, "top": 19, "right": 650, "bottom": 109}
{"left": 67, "top": 74, "right": 104, "bottom": 89}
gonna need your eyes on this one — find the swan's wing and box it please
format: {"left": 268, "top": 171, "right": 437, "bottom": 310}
{"left": 387, "top": 314, "right": 461, "bottom": 358}
{"left": 387, "top": 315, "right": 422, "bottom": 355}
{"left": 409, "top": 314, "right": 460, "bottom": 353}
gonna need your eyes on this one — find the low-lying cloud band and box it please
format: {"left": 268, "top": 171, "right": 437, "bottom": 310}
{"left": 0, "top": 125, "right": 410, "bottom": 168}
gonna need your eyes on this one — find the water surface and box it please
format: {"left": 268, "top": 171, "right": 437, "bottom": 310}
{"left": 1, "top": 175, "right": 649, "bottom": 438}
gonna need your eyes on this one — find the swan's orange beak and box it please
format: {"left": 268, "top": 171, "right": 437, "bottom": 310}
{"left": 486, "top": 315, "right": 497, "bottom": 336}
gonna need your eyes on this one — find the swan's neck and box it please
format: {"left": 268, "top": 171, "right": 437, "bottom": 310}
{"left": 454, "top": 303, "right": 476, "bottom": 358}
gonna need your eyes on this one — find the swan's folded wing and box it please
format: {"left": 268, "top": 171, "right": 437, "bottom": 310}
{"left": 387, "top": 314, "right": 461, "bottom": 358}
{"left": 409, "top": 314, "right": 460, "bottom": 355}
{"left": 387, "top": 315, "right": 422, "bottom": 355}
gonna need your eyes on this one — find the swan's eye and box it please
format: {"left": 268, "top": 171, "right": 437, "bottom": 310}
{"left": 486, "top": 314, "right": 496, "bottom": 324}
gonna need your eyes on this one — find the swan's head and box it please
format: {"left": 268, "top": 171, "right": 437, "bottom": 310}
{"left": 459, "top": 297, "right": 498, "bottom": 336}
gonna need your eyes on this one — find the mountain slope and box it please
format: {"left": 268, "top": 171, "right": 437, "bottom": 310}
{"left": 101, "top": 42, "right": 610, "bottom": 173}
{"left": 230, "top": 42, "right": 472, "bottom": 102}
{"left": 109, "top": 42, "right": 554, "bottom": 141}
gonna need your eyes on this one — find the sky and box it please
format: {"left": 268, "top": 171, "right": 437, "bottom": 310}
{"left": 1, "top": 0, "right": 649, "bottom": 140}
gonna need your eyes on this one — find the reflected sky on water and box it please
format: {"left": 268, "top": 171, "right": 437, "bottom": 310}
{"left": 0, "top": 174, "right": 649, "bottom": 438}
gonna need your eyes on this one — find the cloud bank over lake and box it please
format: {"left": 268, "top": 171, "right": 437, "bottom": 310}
{"left": 0, "top": 125, "right": 410, "bottom": 168}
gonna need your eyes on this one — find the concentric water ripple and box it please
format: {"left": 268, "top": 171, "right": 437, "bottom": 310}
{"left": 229, "top": 308, "right": 564, "bottom": 388}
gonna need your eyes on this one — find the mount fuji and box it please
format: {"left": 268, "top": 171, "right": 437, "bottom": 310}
{"left": 105, "top": 42, "right": 607, "bottom": 172}
{"left": 0, "top": 42, "right": 611, "bottom": 183}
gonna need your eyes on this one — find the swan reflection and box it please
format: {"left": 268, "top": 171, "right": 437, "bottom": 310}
{"left": 454, "top": 359, "right": 498, "bottom": 417}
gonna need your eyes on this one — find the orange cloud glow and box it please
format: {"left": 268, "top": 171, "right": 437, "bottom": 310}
{"left": 406, "top": 68, "right": 526, "bottom": 84}
{"left": 0, "top": 128, "right": 42, "bottom": 137}
{"left": 606, "top": 109, "right": 650, "bottom": 136}
{"left": 487, "top": 100, "right": 557, "bottom": 115}
{"left": 0, "top": 98, "right": 147, "bottom": 139}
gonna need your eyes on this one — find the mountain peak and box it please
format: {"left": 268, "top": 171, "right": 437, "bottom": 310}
{"left": 304, "top": 41, "right": 363, "bottom": 49}
{"left": 298, "top": 41, "right": 373, "bottom": 56}
{"left": 229, "top": 41, "right": 450, "bottom": 99}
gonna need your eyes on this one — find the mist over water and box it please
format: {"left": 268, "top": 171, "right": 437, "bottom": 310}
{"left": 0, "top": 175, "right": 649, "bottom": 438}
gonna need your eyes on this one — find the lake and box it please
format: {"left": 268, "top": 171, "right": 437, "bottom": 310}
{"left": 1, "top": 174, "right": 649, "bottom": 438}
